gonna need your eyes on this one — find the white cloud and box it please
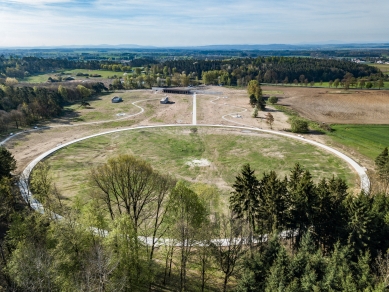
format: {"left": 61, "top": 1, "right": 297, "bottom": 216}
{"left": 4, "top": 0, "right": 72, "bottom": 4}
{"left": 0, "top": 0, "right": 388, "bottom": 47}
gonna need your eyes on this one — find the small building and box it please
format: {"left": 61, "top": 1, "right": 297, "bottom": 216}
{"left": 160, "top": 96, "right": 169, "bottom": 104}
{"left": 112, "top": 96, "right": 123, "bottom": 103}
{"left": 162, "top": 88, "right": 191, "bottom": 94}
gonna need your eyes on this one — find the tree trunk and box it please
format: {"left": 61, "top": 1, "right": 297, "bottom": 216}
{"left": 223, "top": 274, "right": 229, "bottom": 292}
{"left": 168, "top": 245, "right": 174, "bottom": 279}
{"left": 201, "top": 257, "right": 206, "bottom": 292}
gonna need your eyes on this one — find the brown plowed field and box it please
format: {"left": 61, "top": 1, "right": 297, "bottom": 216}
{"left": 265, "top": 86, "right": 389, "bottom": 124}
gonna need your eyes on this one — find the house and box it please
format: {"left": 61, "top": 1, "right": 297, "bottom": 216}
{"left": 160, "top": 96, "right": 169, "bottom": 104}
{"left": 112, "top": 96, "right": 123, "bottom": 103}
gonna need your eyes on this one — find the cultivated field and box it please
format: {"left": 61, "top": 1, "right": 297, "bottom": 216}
{"left": 328, "top": 125, "right": 389, "bottom": 160}
{"left": 44, "top": 127, "right": 357, "bottom": 205}
{"left": 270, "top": 86, "right": 389, "bottom": 124}
{"left": 372, "top": 63, "right": 389, "bottom": 75}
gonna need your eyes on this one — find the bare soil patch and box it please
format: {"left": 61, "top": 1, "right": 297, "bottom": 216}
{"left": 197, "top": 87, "right": 290, "bottom": 131}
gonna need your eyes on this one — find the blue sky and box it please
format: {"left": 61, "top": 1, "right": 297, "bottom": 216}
{"left": 0, "top": 0, "right": 388, "bottom": 47}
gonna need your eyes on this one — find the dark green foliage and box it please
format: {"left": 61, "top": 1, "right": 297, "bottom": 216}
{"left": 230, "top": 164, "right": 259, "bottom": 234}
{"left": 290, "top": 118, "right": 309, "bottom": 133}
{"left": 249, "top": 94, "right": 257, "bottom": 107}
{"left": 238, "top": 234, "right": 381, "bottom": 292}
{"left": 268, "top": 96, "right": 278, "bottom": 104}
{"left": 375, "top": 147, "right": 389, "bottom": 190}
{"left": 0, "top": 146, "right": 16, "bottom": 178}
{"left": 0, "top": 56, "right": 103, "bottom": 78}
{"left": 232, "top": 163, "right": 389, "bottom": 291}
{"left": 258, "top": 171, "right": 288, "bottom": 233}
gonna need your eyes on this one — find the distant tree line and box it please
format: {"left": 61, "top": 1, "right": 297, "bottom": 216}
{"left": 1, "top": 55, "right": 385, "bottom": 90}
{"left": 0, "top": 56, "right": 160, "bottom": 80}
{"left": 0, "top": 56, "right": 107, "bottom": 79}
{"left": 106, "top": 57, "right": 384, "bottom": 89}
{"left": 160, "top": 57, "right": 383, "bottom": 86}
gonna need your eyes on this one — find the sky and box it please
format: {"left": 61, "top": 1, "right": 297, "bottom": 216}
{"left": 0, "top": 0, "right": 388, "bottom": 47}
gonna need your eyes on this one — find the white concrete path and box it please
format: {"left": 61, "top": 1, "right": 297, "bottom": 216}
{"left": 9, "top": 92, "right": 371, "bottom": 247}
{"left": 192, "top": 93, "right": 197, "bottom": 125}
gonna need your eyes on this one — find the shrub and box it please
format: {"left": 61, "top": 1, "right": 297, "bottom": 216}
{"left": 76, "top": 72, "right": 89, "bottom": 77}
{"left": 268, "top": 96, "right": 278, "bottom": 104}
{"left": 252, "top": 107, "right": 258, "bottom": 118}
{"left": 291, "top": 118, "right": 309, "bottom": 133}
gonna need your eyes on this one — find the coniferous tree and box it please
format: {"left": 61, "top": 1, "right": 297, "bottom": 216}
{"left": 230, "top": 164, "right": 260, "bottom": 244}
{"left": 375, "top": 147, "right": 389, "bottom": 193}
{"left": 0, "top": 146, "right": 16, "bottom": 179}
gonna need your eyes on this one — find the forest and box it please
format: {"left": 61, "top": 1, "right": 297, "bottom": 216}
{"left": 0, "top": 146, "right": 389, "bottom": 291}
{"left": 0, "top": 55, "right": 384, "bottom": 84}
{"left": 161, "top": 57, "right": 383, "bottom": 85}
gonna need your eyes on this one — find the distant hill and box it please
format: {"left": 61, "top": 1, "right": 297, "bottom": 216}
{"left": 1, "top": 43, "right": 389, "bottom": 50}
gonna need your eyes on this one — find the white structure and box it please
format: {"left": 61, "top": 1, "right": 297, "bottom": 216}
{"left": 160, "top": 96, "right": 169, "bottom": 104}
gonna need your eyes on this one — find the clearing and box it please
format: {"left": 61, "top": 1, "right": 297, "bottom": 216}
{"left": 44, "top": 127, "right": 357, "bottom": 205}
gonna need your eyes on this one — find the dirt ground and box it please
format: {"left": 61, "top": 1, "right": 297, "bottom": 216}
{"left": 266, "top": 86, "right": 389, "bottom": 124}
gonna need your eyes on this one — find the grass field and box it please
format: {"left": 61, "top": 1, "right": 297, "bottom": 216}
{"left": 21, "top": 69, "right": 131, "bottom": 83}
{"left": 328, "top": 125, "right": 389, "bottom": 160}
{"left": 371, "top": 63, "right": 389, "bottom": 75}
{"left": 63, "top": 69, "right": 126, "bottom": 79}
{"left": 60, "top": 91, "right": 156, "bottom": 123}
{"left": 45, "top": 127, "right": 357, "bottom": 205}
{"left": 22, "top": 73, "right": 57, "bottom": 83}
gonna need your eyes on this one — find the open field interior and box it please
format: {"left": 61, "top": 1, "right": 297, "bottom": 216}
{"left": 44, "top": 127, "right": 357, "bottom": 206}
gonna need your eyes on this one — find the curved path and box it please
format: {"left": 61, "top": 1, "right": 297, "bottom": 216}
{"left": 7, "top": 91, "right": 369, "bottom": 209}
{"left": 10, "top": 91, "right": 370, "bottom": 246}
{"left": 0, "top": 97, "right": 159, "bottom": 147}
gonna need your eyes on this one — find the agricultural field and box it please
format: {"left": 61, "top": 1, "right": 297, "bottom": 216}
{"left": 271, "top": 86, "right": 389, "bottom": 124}
{"left": 371, "top": 63, "right": 389, "bottom": 75}
{"left": 328, "top": 124, "right": 389, "bottom": 160}
{"left": 44, "top": 127, "right": 357, "bottom": 205}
